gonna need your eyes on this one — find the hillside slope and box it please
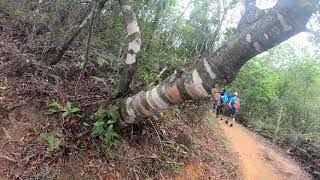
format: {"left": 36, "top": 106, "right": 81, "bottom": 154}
{"left": 0, "top": 26, "right": 239, "bottom": 179}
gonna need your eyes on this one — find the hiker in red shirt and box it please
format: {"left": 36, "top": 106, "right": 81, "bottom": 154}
{"left": 213, "top": 89, "right": 221, "bottom": 112}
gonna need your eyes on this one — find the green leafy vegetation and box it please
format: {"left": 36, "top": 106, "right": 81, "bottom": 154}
{"left": 164, "top": 140, "right": 188, "bottom": 154}
{"left": 48, "top": 101, "right": 80, "bottom": 118}
{"left": 92, "top": 105, "right": 120, "bottom": 149}
{"left": 170, "top": 162, "right": 184, "bottom": 174}
{"left": 48, "top": 101, "right": 62, "bottom": 113}
{"left": 228, "top": 43, "right": 320, "bottom": 144}
{"left": 62, "top": 101, "right": 81, "bottom": 118}
{"left": 39, "top": 133, "right": 61, "bottom": 151}
{"left": 75, "top": 62, "right": 85, "bottom": 70}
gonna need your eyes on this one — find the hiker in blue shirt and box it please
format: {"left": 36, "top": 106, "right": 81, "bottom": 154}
{"left": 225, "top": 91, "right": 232, "bottom": 102}
{"left": 226, "top": 92, "right": 241, "bottom": 127}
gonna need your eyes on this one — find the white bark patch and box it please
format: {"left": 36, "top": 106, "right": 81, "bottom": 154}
{"left": 126, "top": 54, "right": 136, "bottom": 64}
{"left": 169, "top": 70, "right": 177, "bottom": 83}
{"left": 126, "top": 97, "right": 136, "bottom": 123}
{"left": 264, "top": 33, "right": 269, "bottom": 40}
{"left": 127, "top": 21, "right": 140, "bottom": 36}
{"left": 192, "top": 70, "right": 210, "bottom": 97}
{"left": 246, "top": 34, "right": 252, "bottom": 43}
{"left": 203, "top": 58, "right": 216, "bottom": 80}
{"left": 150, "top": 87, "right": 169, "bottom": 110}
{"left": 253, "top": 41, "right": 263, "bottom": 52}
{"left": 80, "top": 12, "right": 93, "bottom": 28}
{"left": 121, "top": 5, "right": 131, "bottom": 11}
{"left": 276, "top": 12, "right": 292, "bottom": 31}
{"left": 128, "top": 40, "right": 141, "bottom": 53}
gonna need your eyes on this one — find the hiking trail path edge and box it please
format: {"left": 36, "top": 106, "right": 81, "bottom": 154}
{"left": 212, "top": 113, "right": 309, "bottom": 180}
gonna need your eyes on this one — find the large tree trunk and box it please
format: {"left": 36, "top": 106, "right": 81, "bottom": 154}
{"left": 117, "top": 0, "right": 141, "bottom": 96}
{"left": 50, "top": 0, "right": 107, "bottom": 65}
{"left": 236, "top": 0, "right": 265, "bottom": 34}
{"left": 118, "top": 0, "right": 318, "bottom": 127}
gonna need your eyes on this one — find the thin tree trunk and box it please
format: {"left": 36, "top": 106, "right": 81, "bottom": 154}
{"left": 273, "top": 102, "right": 283, "bottom": 143}
{"left": 208, "top": 0, "right": 237, "bottom": 55}
{"left": 117, "top": 0, "right": 141, "bottom": 96}
{"left": 144, "top": 1, "right": 167, "bottom": 53}
{"left": 74, "top": 1, "right": 97, "bottom": 104}
{"left": 31, "top": 0, "right": 43, "bottom": 37}
{"left": 50, "top": 0, "right": 107, "bottom": 65}
{"left": 118, "top": 0, "right": 318, "bottom": 127}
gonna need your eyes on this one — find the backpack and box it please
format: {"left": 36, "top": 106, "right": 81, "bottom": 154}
{"left": 234, "top": 98, "right": 240, "bottom": 110}
{"left": 227, "top": 93, "right": 232, "bottom": 102}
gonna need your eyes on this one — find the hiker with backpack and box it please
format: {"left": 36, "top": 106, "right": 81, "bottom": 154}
{"left": 216, "top": 89, "right": 229, "bottom": 119}
{"left": 226, "top": 92, "right": 240, "bottom": 127}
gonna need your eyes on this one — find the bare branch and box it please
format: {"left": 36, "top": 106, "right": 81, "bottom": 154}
{"left": 74, "top": 1, "right": 97, "bottom": 103}
{"left": 50, "top": 0, "right": 107, "bottom": 65}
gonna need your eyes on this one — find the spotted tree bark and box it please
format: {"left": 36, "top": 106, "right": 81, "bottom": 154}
{"left": 118, "top": 0, "right": 318, "bottom": 127}
{"left": 117, "top": 0, "right": 141, "bottom": 96}
{"left": 50, "top": 0, "right": 107, "bottom": 65}
{"left": 236, "top": 0, "right": 265, "bottom": 34}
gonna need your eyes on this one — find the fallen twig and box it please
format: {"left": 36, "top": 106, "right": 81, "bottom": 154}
{"left": 148, "top": 118, "right": 164, "bottom": 152}
{"left": 131, "top": 154, "right": 158, "bottom": 161}
{"left": 22, "top": 154, "right": 37, "bottom": 164}
{"left": 1, "top": 140, "right": 23, "bottom": 151}
{"left": 0, "top": 154, "right": 18, "bottom": 163}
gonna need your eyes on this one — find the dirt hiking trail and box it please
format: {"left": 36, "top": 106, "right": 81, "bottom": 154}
{"left": 215, "top": 114, "right": 309, "bottom": 180}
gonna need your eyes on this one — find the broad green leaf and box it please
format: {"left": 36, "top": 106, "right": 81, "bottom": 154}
{"left": 49, "top": 101, "right": 62, "bottom": 113}
{"left": 92, "top": 126, "right": 105, "bottom": 136}
{"left": 106, "top": 105, "right": 120, "bottom": 120}
{"left": 94, "top": 120, "right": 105, "bottom": 127}
{"left": 70, "top": 107, "right": 80, "bottom": 113}
{"left": 107, "top": 118, "right": 118, "bottom": 125}
{"left": 48, "top": 108, "right": 61, "bottom": 113}
{"left": 62, "top": 111, "right": 70, "bottom": 118}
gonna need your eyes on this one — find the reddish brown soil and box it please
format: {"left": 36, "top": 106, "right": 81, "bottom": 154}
{"left": 217, "top": 113, "right": 310, "bottom": 180}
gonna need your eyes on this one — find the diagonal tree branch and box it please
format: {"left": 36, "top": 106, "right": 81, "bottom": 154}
{"left": 118, "top": 0, "right": 318, "bottom": 127}
{"left": 207, "top": 0, "right": 238, "bottom": 55}
{"left": 50, "top": 0, "right": 107, "bottom": 65}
